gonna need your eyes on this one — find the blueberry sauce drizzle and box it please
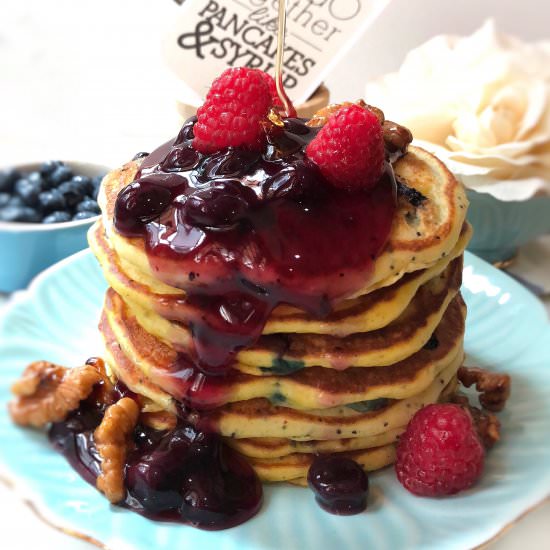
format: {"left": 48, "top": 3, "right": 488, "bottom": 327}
{"left": 49, "top": 364, "right": 262, "bottom": 530}
{"left": 114, "top": 117, "right": 398, "bottom": 389}
{"left": 307, "top": 455, "right": 369, "bottom": 515}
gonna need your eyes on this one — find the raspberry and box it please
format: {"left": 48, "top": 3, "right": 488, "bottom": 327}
{"left": 395, "top": 404, "right": 485, "bottom": 497}
{"left": 306, "top": 104, "right": 385, "bottom": 191}
{"left": 193, "top": 68, "right": 272, "bottom": 154}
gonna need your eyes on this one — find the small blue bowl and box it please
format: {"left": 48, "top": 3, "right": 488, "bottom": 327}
{"left": 0, "top": 161, "right": 110, "bottom": 292}
{"left": 466, "top": 188, "right": 550, "bottom": 263}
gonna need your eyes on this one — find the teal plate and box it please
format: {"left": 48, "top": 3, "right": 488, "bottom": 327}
{"left": 1, "top": 250, "right": 550, "bottom": 550}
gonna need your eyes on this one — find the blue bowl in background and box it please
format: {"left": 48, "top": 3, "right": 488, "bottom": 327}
{"left": 0, "top": 161, "right": 110, "bottom": 292}
{"left": 466, "top": 188, "right": 550, "bottom": 264}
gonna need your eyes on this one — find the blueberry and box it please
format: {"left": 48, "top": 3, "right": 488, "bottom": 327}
{"left": 7, "top": 195, "right": 24, "bottom": 207}
{"left": 307, "top": 456, "right": 369, "bottom": 515}
{"left": 40, "top": 160, "right": 63, "bottom": 178}
{"left": 71, "top": 175, "right": 93, "bottom": 195}
{"left": 0, "top": 192, "right": 10, "bottom": 208}
{"left": 182, "top": 181, "right": 256, "bottom": 228}
{"left": 161, "top": 146, "right": 200, "bottom": 172}
{"left": 114, "top": 180, "right": 172, "bottom": 236}
{"left": 72, "top": 210, "right": 97, "bottom": 221}
{"left": 186, "top": 432, "right": 220, "bottom": 462}
{"left": 262, "top": 161, "right": 317, "bottom": 201}
{"left": 49, "top": 165, "right": 73, "bottom": 186}
{"left": 42, "top": 211, "right": 71, "bottom": 224}
{"left": 58, "top": 180, "right": 85, "bottom": 208}
{"left": 0, "top": 205, "right": 41, "bottom": 223}
{"left": 76, "top": 198, "right": 100, "bottom": 214}
{"left": 174, "top": 116, "right": 196, "bottom": 145}
{"left": 15, "top": 178, "right": 41, "bottom": 206}
{"left": 27, "top": 170, "right": 45, "bottom": 189}
{"left": 198, "top": 149, "right": 259, "bottom": 180}
{"left": 38, "top": 189, "right": 66, "bottom": 213}
{"left": 126, "top": 459, "right": 183, "bottom": 513}
{"left": 0, "top": 168, "right": 21, "bottom": 193}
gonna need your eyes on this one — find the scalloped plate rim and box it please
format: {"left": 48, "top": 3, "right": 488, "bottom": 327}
{"left": 0, "top": 248, "right": 549, "bottom": 550}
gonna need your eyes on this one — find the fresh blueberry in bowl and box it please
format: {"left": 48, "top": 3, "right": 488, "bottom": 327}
{"left": 49, "top": 165, "right": 73, "bottom": 186}
{"left": 0, "top": 160, "right": 110, "bottom": 291}
{"left": 38, "top": 189, "right": 66, "bottom": 213}
{"left": 15, "top": 177, "right": 41, "bottom": 207}
{"left": 76, "top": 198, "right": 101, "bottom": 214}
{"left": 0, "top": 168, "right": 21, "bottom": 193}
{"left": 0, "top": 193, "right": 10, "bottom": 208}
{"left": 72, "top": 210, "right": 98, "bottom": 221}
{"left": 58, "top": 180, "right": 85, "bottom": 208}
{"left": 0, "top": 206, "right": 42, "bottom": 223}
{"left": 42, "top": 211, "right": 72, "bottom": 224}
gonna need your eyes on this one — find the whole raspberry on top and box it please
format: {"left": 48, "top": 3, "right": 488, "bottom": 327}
{"left": 306, "top": 104, "right": 385, "bottom": 191}
{"left": 193, "top": 67, "right": 272, "bottom": 154}
{"left": 395, "top": 403, "right": 485, "bottom": 497}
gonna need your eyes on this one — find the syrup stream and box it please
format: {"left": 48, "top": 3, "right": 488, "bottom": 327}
{"left": 275, "top": 0, "right": 296, "bottom": 117}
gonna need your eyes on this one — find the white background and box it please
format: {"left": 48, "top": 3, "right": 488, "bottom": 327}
{"left": 1, "top": 0, "right": 549, "bottom": 548}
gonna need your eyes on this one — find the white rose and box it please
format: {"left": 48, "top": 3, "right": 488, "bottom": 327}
{"left": 365, "top": 20, "right": 550, "bottom": 200}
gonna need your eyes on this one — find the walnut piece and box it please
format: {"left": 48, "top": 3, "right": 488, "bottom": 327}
{"left": 306, "top": 100, "right": 384, "bottom": 127}
{"left": 9, "top": 361, "right": 102, "bottom": 427}
{"left": 451, "top": 393, "right": 501, "bottom": 449}
{"left": 383, "top": 120, "right": 413, "bottom": 157}
{"left": 94, "top": 397, "right": 139, "bottom": 503}
{"left": 458, "top": 366, "right": 511, "bottom": 412}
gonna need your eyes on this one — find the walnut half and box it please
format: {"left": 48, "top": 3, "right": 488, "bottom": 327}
{"left": 458, "top": 366, "right": 511, "bottom": 412}
{"left": 94, "top": 397, "right": 139, "bottom": 503}
{"left": 451, "top": 393, "right": 501, "bottom": 449}
{"left": 9, "top": 361, "right": 102, "bottom": 428}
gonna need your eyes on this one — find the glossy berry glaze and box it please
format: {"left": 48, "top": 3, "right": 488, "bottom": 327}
{"left": 48, "top": 361, "right": 262, "bottom": 530}
{"left": 114, "top": 117, "right": 397, "bottom": 386}
{"left": 307, "top": 455, "right": 369, "bottom": 515}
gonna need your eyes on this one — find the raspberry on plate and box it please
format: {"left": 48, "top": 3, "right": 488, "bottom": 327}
{"left": 193, "top": 67, "right": 272, "bottom": 154}
{"left": 306, "top": 104, "right": 385, "bottom": 191}
{"left": 395, "top": 403, "right": 485, "bottom": 497}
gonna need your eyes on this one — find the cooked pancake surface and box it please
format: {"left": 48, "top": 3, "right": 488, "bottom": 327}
{"left": 202, "top": 347, "right": 463, "bottom": 441}
{"left": 250, "top": 444, "right": 397, "bottom": 482}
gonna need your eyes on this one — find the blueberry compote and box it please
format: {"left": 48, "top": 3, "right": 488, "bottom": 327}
{"left": 114, "top": 116, "right": 397, "bottom": 385}
{"left": 48, "top": 362, "right": 262, "bottom": 530}
{"left": 307, "top": 455, "right": 369, "bottom": 515}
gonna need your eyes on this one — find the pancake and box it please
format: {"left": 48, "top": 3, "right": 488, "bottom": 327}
{"left": 100, "top": 283, "right": 465, "bottom": 410}
{"left": 100, "top": 254, "right": 463, "bottom": 381}
{"left": 100, "top": 310, "right": 176, "bottom": 414}
{"left": 89, "top": 219, "right": 470, "bottom": 337}
{"left": 236, "top": 256, "right": 462, "bottom": 371}
{"left": 250, "top": 444, "right": 397, "bottom": 483}
{"left": 200, "top": 331, "right": 464, "bottom": 441}
{"left": 228, "top": 429, "right": 403, "bottom": 459}
{"left": 97, "top": 145, "right": 468, "bottom": 303}
{"left": 226, "top": 376, "right": 458, "bottom": 459}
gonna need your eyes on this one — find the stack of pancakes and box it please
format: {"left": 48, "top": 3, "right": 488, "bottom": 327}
{"left": 89, "top": 145, "right": 471, "bottom": 485}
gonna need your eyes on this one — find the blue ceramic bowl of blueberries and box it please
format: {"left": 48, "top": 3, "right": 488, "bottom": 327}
{"left": 0, "top": 160, "right": 109, "bottom": 292}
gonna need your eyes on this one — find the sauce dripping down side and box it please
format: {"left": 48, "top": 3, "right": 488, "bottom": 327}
{"left": 48, "top": 382, "right": 262, "bottom": 530}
